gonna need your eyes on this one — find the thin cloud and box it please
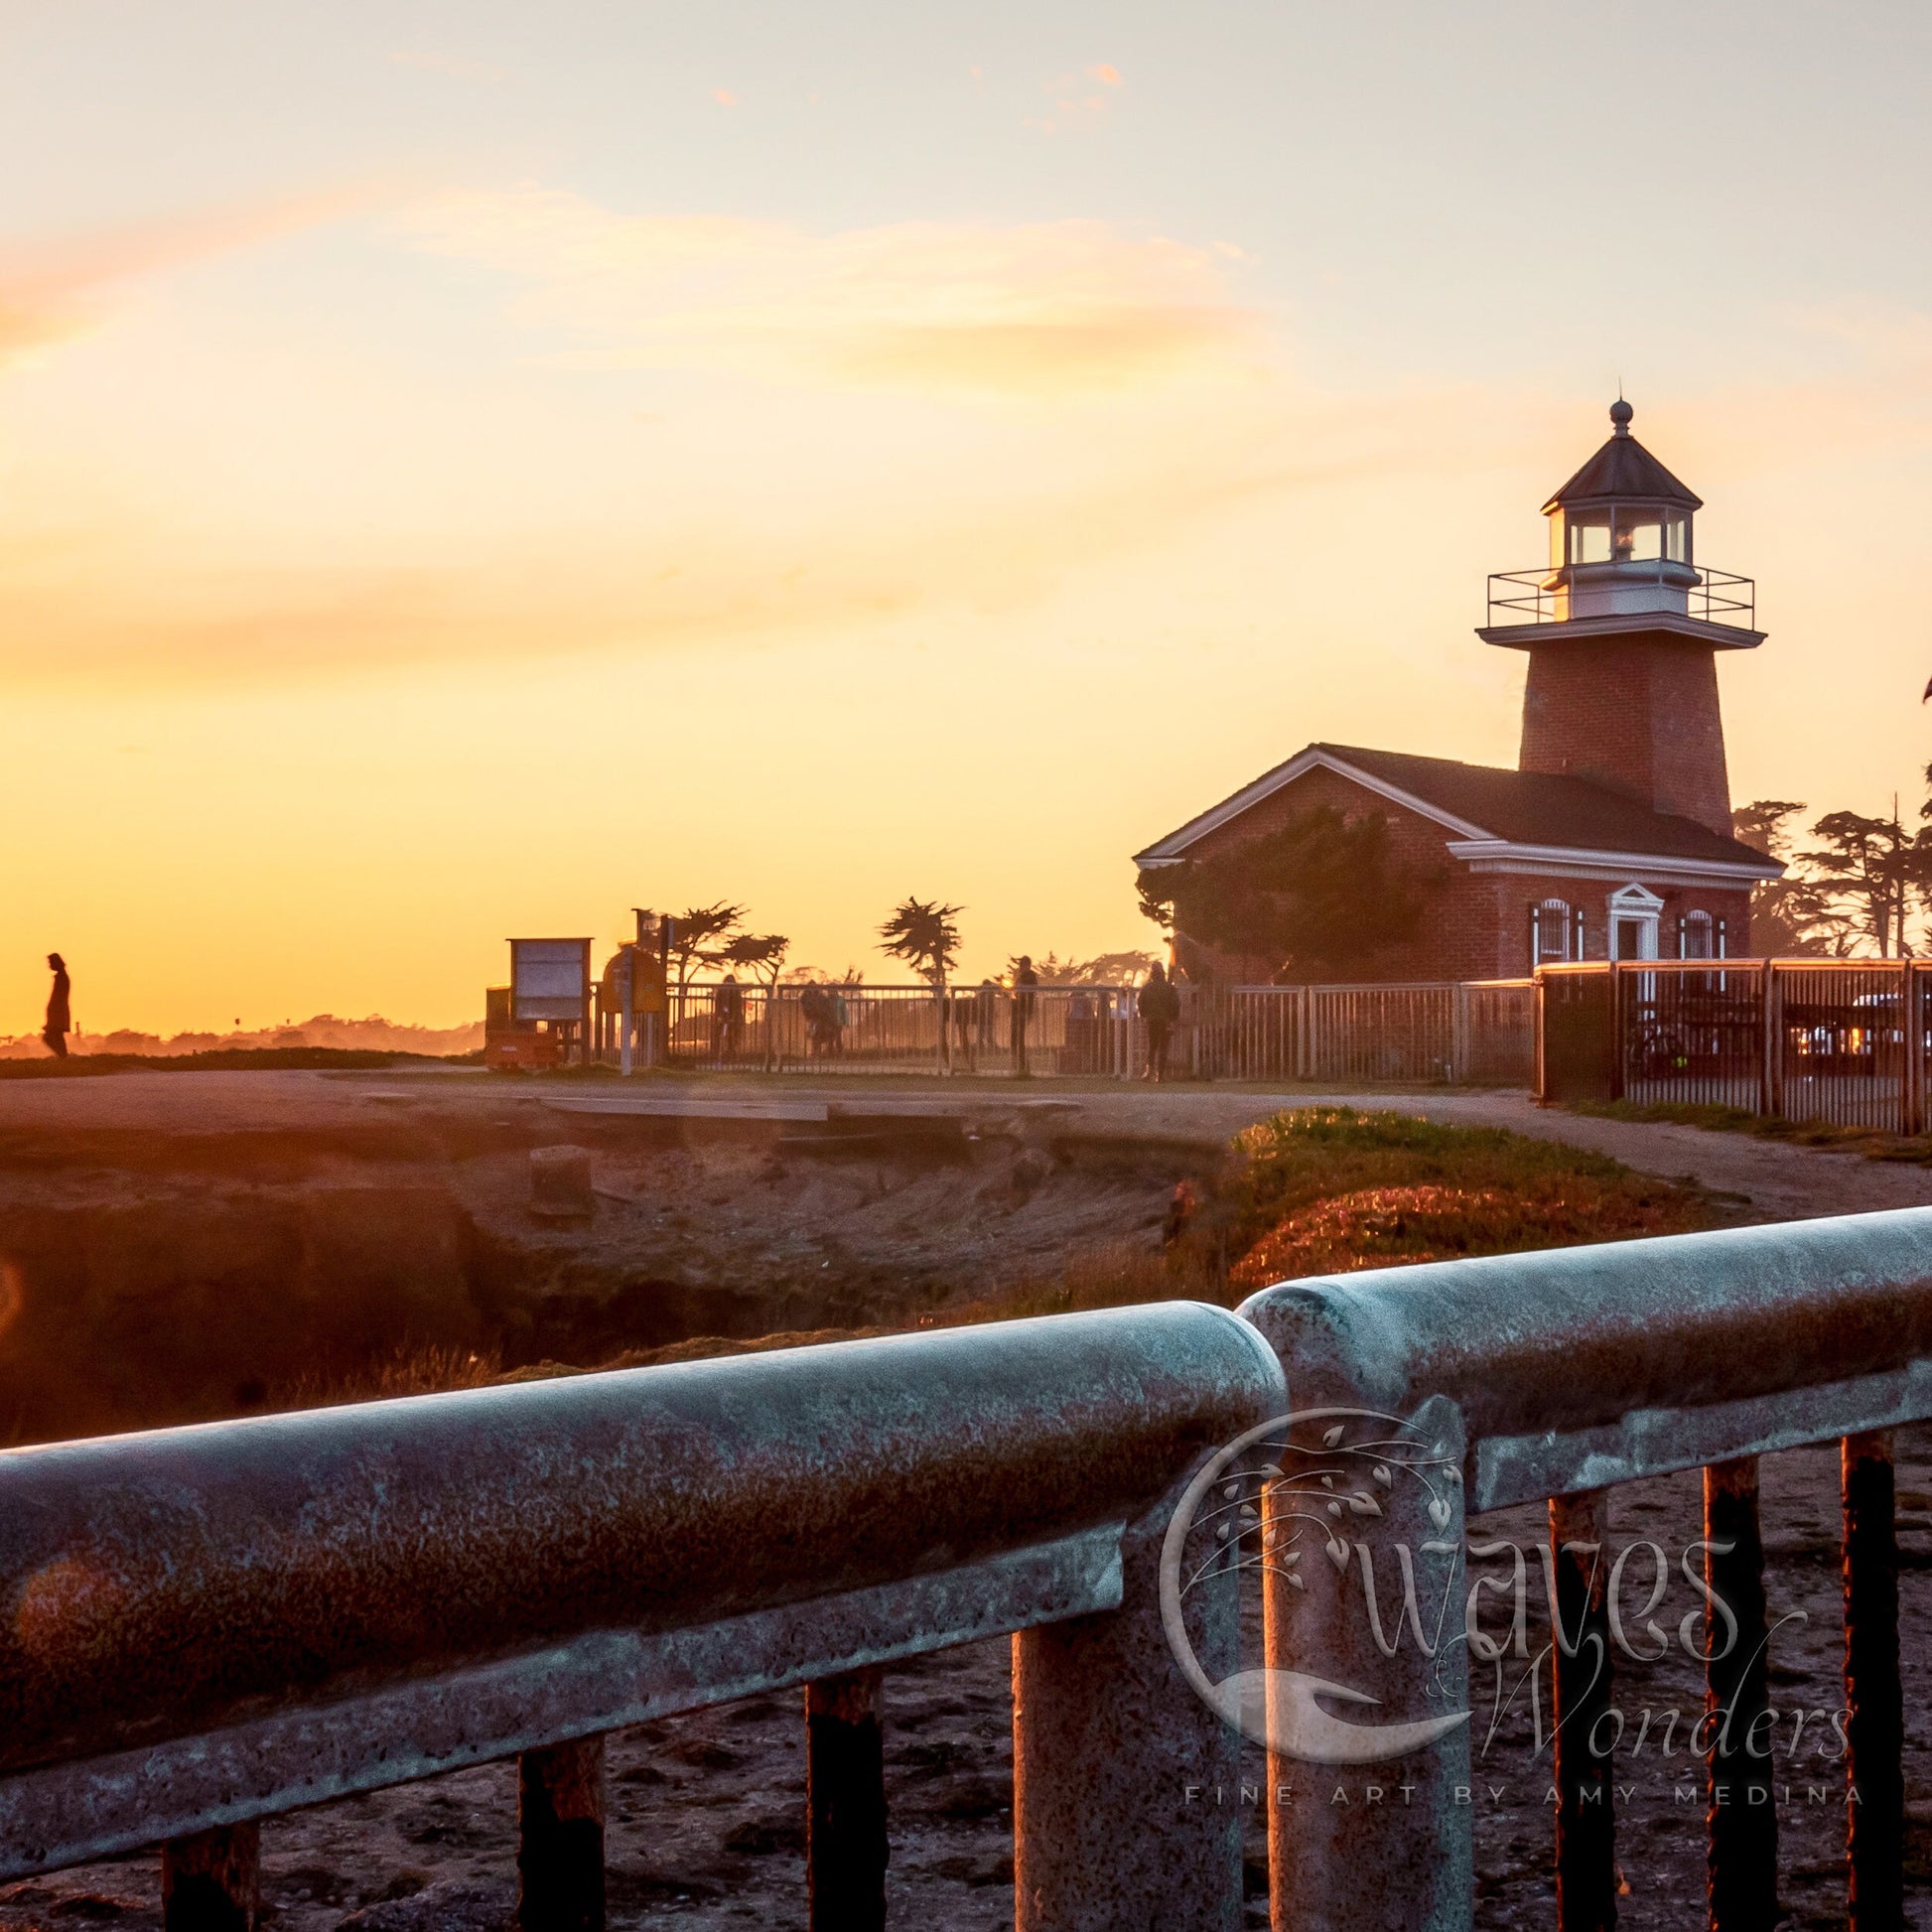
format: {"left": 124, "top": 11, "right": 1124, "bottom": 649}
{"left": 0, "top": 377, "right": 1516, "bottom": 687}
{"left": 397, "top": 191, "right": 1262, "bottom": 394}
{"left": 0, "top": 185, "right": 390, "bottom": 369}
{"left": 1030, "top": 66, "right": 1124, "bottom": 134}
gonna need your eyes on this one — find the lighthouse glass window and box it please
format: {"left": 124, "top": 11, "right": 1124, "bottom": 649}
{"left": 1611, "top": 508, "right": 1664, "bottom": 563}
{"left": 1562, "top": 510, "right": 1611, "bottom": 565}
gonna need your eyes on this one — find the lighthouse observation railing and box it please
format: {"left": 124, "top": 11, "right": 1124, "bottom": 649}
{"left": 1485, "top": 562, "right": 1757, "bottom": 630}
{"left": 0, "top": 1307, "right": 1284, "bottom": 1932}
{"left": 1538, "top": 957, "right": 1932, "bottom": 1132}
{"left": 1238, "top": 1207, "right": 1932, "bottom": 1932}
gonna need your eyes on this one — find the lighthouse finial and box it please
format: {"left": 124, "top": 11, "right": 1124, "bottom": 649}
{"left": 1609, "top": 395, "right": 1634, "bottom": 435}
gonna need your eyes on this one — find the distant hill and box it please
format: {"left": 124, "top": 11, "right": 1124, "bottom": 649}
{"left": 0, "top": 1013, "right": 484, "bottom": 1061}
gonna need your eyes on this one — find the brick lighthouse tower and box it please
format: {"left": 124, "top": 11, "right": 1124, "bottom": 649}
{"left": 1477, "top": 399, "right": 1763, "bottom": 838}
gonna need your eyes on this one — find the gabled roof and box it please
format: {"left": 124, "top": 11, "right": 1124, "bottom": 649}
{"left": 1133, "top": 742, "right": 1779, "bottom": 878}
{"left": 1543, "top": 408, "right": 1702, "bottom": 512}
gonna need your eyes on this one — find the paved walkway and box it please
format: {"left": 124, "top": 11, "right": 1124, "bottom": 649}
{"left": 5, "top": 1067, "right": 1930, "bottom": 1224}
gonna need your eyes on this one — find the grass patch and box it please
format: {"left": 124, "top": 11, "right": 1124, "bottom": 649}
{"left": 1214, "top": 1106, "right": 1707, "bottom": 1284}
{"left": 1569, "top": 1097, "right": 1932, "bottom": 1163}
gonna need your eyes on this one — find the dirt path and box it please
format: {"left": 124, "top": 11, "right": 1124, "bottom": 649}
{"left": 7, "top": 1067, "right": 1929, "bottom": 1225}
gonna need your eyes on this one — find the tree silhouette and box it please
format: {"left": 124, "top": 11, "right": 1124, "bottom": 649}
{"left": 1007, "top": 949, "right": 1160, "bottom": 985}
{"left": 1732, "top": 802, "right": 1839, "bottom": 955}
{"left": 1137, "top": 806, "right": 1429, "bottom": 980}
{"left": 715, "top": 931, "right": 790, "bottom": 987}
{"left": 878, "top": 897, "right": 963, "bottom": 986}
{"left": 666, "top": 902, "right": 746, "bottom": 991}
{"left": 1800, "top": 809, "right": 1928, "bottom": 957}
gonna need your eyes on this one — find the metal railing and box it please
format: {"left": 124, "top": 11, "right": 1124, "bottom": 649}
{"left": 596, "top": 979, "right": 1538, "bottom": 1086}
{"left": 623, "top": 981, "right": 1142, "bottom": 1078}
{"left": 0, "top": 1307, "right": 1283, "bottom": 1931}
{"left": 1538, "top": 957, "right": 1932, "bottom": 1131}
{"left": 1239, "top": 1207, "right": 1932, "bottom": 1931}
{"left": 9, "top": 1209, "right": 1932, "bottom": 1926}
{"left": 1486, "top": 562, "right": 1757, "bottom": 630}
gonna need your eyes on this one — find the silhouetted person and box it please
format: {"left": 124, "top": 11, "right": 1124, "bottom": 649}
{"left": 1011, "top": 955, "right": 1039, "bottom": 1076}
{"left": 1138, "top": 961, "right": 1181, "bottom": 1083}
{"left": 714, "top": 975, "right": 745, "bottom": 1060}
{"left": 799, "top": 983, "right": 830, "bottom": 1059}
{"left": 43, "top": 953, "right": 70, "bottom": 1058}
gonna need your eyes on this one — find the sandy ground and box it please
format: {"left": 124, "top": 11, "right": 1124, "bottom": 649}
{"left": 5, "top": 1067, "right": 1932, "bottom": 1927}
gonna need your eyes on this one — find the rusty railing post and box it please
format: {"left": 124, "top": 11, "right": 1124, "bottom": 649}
{"left": 1843, "top": 1430, "right": 1903, "bottom": 1932}
{"left": 805, "top": 1667, "right": 887, "bottom": 1932}
{"left": 1266, "top": 1396, "right": 1472, "bottom": 1932}
{"left": 1550, "top": 1490, "right": 1616, "bottom": 1932}
{"left": 1704, "top": 1457, "right": 1778, "bottom": 1931}
{"left": 1014, "top": 1479, "right": 1244, "bottom": 1932}
{"left": 517, "top": 1735, "right": 606, "bottom": 1932}
{"left": 162, "top": 1823, "right": 259, "bottom": 1932}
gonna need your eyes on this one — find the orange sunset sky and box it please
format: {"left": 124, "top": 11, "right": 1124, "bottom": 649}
{"left": 4, "top": 4, "right": 1931, "bottom": 1033}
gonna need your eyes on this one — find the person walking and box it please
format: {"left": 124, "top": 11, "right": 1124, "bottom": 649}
{"left": 1011, "top": 955, "right": 1039, "bottom": 1076}
{"left": 1138, "top": 960, "right": 1180, "bottom": 1083}
{"left": 42, "top": 954, "right": 71, "bottom": 1058}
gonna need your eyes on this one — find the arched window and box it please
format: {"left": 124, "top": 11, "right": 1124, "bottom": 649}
{"left": 1680, "top": 909, "right": 1715, "bottom": 960}
{"left": 1530, "top": 897, "right": 1578, "bottom": 968}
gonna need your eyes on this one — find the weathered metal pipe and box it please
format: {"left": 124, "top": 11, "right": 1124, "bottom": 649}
{"left": 1238, "top": 1209, "right": 1932, "bottom": 1441}
{"left": 0, "top": 1305, "right": 1283, "bottom": 1776}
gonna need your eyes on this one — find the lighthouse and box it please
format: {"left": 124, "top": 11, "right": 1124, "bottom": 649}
{"left": 1135, "top": 398, "right": 1780, "bottom": 982}
{"left": 1478, "top": 399, "right": 1764, "bottom": 839}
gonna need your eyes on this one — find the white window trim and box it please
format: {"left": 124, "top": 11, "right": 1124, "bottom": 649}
{"left": 1607, "top": 883, "right": 1663, "bottom": 961}
{"left": 1680, "top": 907, "right": 1716, "bottom": 961}
{"left": 1532, "top": 897, "right": 1582, "bottom": 968}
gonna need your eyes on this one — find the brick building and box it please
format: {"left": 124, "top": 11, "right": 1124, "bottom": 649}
{"left": 1135, "top": 401, "right": 1781, "bottom": 982}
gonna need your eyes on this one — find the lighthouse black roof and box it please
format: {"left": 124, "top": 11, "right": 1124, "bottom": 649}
{"left": 1541, "top": 400, "right": 1703, "bottom": 513}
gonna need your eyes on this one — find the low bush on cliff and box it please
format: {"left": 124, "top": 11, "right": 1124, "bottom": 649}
{"left": 1213, "top": 1106, "right": 1707, "bottom": 1286}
